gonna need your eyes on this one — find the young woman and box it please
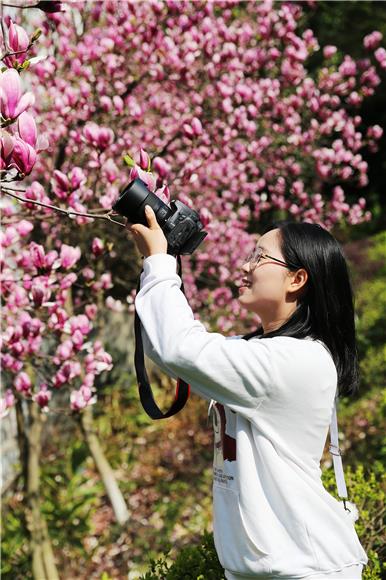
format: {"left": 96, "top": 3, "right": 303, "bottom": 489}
{"left": 129, "top": 205, "right": 368, "bottom": 579}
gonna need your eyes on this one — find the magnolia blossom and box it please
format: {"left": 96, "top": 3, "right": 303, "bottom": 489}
{"left": 33, "top": 383, "right": 52, "bottom": 409}
{"left": 138, "top": 148, "right": 150, "bottom": 170}
{"left": 17, "top": 111, "right": 40, "bottom": 151}
{"left": 70, "top": 384, "right": 96, "bottom": 411}
{"left": 323, "top": 45, "right": 337, "bottom": 59}
{"left": 374, "top": 47, "right": 386, "bottom": 69}
{"left": 83, "top": 122, "right": 114, "bottom": 150}
{"left": 0, "top": 390, "right": 16, "bottom": 418}
{"left": 0, "top": 68, "right": 35, "bottom": 123}
{"left": 14, "top": 371, "right": 32, "bottom": 394}
{"left": 363, "top": 31, "right": 383, "bottom": 50}
{"left": 129, "top": 165, "right": 156, "bottom": 191}
{"left": 0, "top": 130, "right": 15, "bottom": 169}
{"left": 3, "top": 19, "right": 29, "bottom": 68}
{"left": 59, "top": 244, "right": 81, "bottom": 269}
{"left": 8, "top": 136, "right": 37, "bottom": 177}
{"left": 91, "top": 237, "right": 104, "bottom": 256}
{"left": 152, "top": 156, "right": 171, "bottom": 178}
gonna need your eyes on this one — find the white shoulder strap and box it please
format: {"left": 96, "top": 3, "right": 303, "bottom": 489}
{"left": 329, "top": 396, "right": 348, "bottom": 499}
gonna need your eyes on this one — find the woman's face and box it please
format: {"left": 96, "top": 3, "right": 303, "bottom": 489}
{"left": 238, "top": 228, "right": 301, "bottom": 321}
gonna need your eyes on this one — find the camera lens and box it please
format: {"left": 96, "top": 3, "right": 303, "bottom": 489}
{"left": 112, "top": 178, "right": 172, "bottom": 226}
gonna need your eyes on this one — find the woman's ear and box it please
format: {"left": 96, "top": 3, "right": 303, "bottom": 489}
{"left": 288, "top": 268, "right": 308, "bottom": 299}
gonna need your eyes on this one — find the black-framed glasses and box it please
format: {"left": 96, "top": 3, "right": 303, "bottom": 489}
{"left": 244, "top": 246, "right": 302, "bottom": 272}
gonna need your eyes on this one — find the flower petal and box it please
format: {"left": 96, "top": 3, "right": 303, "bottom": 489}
{"left": 17, "top": 111, "right": 37, "bottom": 147}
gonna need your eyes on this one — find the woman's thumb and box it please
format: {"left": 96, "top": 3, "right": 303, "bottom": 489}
{"left": 130, "top": 224, "right": 144, "bottom": 234}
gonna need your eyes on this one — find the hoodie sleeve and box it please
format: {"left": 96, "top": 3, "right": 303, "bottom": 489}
{"left": 134, "top": 253, "right": 273, "bottom": 410}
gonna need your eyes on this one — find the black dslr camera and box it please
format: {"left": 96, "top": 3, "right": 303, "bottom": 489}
{"left": 112, "top": 178, "right": 208, "bottom": 255}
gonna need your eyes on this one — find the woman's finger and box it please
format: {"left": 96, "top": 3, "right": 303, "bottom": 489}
{"left": 145, "top": 205, "right": 160, "bottom": 230}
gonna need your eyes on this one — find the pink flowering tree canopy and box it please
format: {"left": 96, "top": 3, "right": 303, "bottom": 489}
{"left": 1, "top": 0, "right": 385, "bottom": 419}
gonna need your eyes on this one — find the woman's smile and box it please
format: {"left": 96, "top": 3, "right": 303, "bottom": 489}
{"left": 238, "top": 277, "right": 253, "bottom": 292}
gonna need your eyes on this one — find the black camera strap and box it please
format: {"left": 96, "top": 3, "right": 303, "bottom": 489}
{"left": 134, "top": 254, "right": 191, "bottom": 419}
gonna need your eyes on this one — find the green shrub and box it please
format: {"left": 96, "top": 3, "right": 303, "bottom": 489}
{"left": 1, "top": 441, "right": 101, "bottom": 579}
{"left": 140, "top": 531, "right": 224, "bottom": 580}
{"left": 141, "top": 464, "right": 385, "bottom": 580}
{"left": 353, "top": 232, "right": 386, "bottom": 395}
{"left": 322, "top": 463, "right": 385, "bottom": 580}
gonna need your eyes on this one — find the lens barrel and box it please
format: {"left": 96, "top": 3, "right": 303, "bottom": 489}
{"left": 112, "top": 178, "right": 173, "bottom": 226}
{"left": 112, "top": 178, "right": 208, "bottom": 255}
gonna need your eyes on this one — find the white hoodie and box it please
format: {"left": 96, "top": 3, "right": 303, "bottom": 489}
{"left": 135, "top": 254, "right": 368, "bottom": 578}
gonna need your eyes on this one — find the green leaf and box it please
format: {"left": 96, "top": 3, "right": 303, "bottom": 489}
{"left": 123, "top": 154, "right": 136, "bottom": 168}
{"left": 30, "top": 28, "right": 42, "bottom": 43}
{"left": 20, "top": 60, "right": 31, "bottom": 71}
{"left": 71, "top": 441, "right": 89, "bottom": 474}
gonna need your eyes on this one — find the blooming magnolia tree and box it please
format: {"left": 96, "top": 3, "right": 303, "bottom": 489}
{"left": 1, "top": 1, "right": 385, "bottom": 577}
{"left": 3, "top": 0, "right": 384, "bottom": 319}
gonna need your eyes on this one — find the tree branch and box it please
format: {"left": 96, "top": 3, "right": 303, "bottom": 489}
{"left": 1, "top": 187, "right": 126, "bottom": 227}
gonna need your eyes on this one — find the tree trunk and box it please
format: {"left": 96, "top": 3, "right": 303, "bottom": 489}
{"left": 25, "top": 400, "right": 60, "bottom": 580}
{"left": 80, "top": 405, "right": 130, "bottom": 525}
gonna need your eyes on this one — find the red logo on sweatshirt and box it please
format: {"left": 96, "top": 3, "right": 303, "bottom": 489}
{"left": 214, "top": 403, "right": 236, "bottom": 462}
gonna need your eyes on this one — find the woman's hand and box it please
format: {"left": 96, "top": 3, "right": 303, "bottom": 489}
{"left": 128, "top": 205, "right": 168, "bottom": 258}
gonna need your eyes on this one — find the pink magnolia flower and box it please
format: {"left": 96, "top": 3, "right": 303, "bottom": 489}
{"left": 183, "top": 118, "right": 203, "bottom": 138}
{"left": 155, "top": 184, "right": 170, "bottom": 205}
{"left": 17, "top": 112, "right": 37, "bottom": 148}
{"left": 363, "top": 31, "right": 383, "bottom": 50}
{"left": 199, "top": 208, "right": 212, "bottom": 227}
{"left": 82, "top": 267, "right": 95, "bottom": 281}
{"left": 54, "top": 361, "right": 81, "bottom": 387}
{"left": 323, "top": 45, "right": 337, "bottom": 59}
{"left": 54, "top": 339, "right": 73, "bottom": 362}
{"left": 374, "top": 47, "right": 386, "bottom": 69}
{"left": 66, "top": 314, "right": 92, "bottom": 336}
{"left": 69, "top": 166, "right": 87, "bottom": 189}
{"left": 33, "top": 383, "right": 51, "bottom": 409}
{"left": 0, "top": 389, "right": 16, "bottom": 418}
{"left": 191, "top": 117, "right": 203, "bottom": 136}
{"left": 29, "top": 242, "right": 46, "bottom": 269}
{"left": 72, "top": 329, "right": 84, "bottom": 349}
{"left": 129, "top": 166, "right": 156, "bottom": 191}
{"left": 60, "top": 272, "right": 77, "bottom": 289}
{"left": 83, "top": 122, "right": 114, "bottom": 151}
{"left": 1, "top": 225, "right": 19, "bottom": 247}
{"left": 16, "top": 220, "right": 33, "bottom": 237}
{"left": 103, "top": 158, "right": 119, "bottom": 183}
{"left": 0, "top": 130, "right": 15, "bottom": 169}
{"left": 100, "top": 272, "right": 112, "bottom": 290}
{"left": 30, "top": 280, "right": 51, "bottom": 307}
{"left": 85, "top": 304, "right": 97, "bottom": 319}
{"left": 17, "top": 111, "right": 48, "bottom": 153}
{"left": 367, "top": 124, "right": 383, "bottom": 139}
{"left": 3, "top": 20, "right": 29, "bottom": 68}
{"left": 70, "top": 385, "right": 96, "bottom": 411}
{"left": 14, "top": 371, "right": 32, "bottom": 394}
{"left": 60, "top": 244, "right": 81, "bottom": 269}
{"left": 2, "top": 353, "right": 23, "bottom": 373}
{"left": 51, "top": 169, "right": 70, "bottom": 199}
{"left": 139, "top": 148, "right": 150, "bottom": 170}
{"left": 0, "top": 68, "right": 35, "bottom": 122}
{"left": 8, "top": 136, "right": 37, "bottom": 177}
{"left": 152, "top": 156, "right": 171, "bottom": 178}
{"left": 91, "top": 237, "right": 104, "bottom": 256}
{"left": 112, "top": 94, "right": 124, "bottom": 113}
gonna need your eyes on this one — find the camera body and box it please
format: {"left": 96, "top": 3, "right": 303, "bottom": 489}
{"left": 112, "top": 178, "right": 208, "bottom": 255}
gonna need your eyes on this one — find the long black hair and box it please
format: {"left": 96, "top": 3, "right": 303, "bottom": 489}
{"left": 242, "top": 220, "right": 359, "bottom": 398}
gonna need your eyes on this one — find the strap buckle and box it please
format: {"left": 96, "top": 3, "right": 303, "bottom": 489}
{"left": 329, "top": 444, "right": 343, "bottom": 457}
